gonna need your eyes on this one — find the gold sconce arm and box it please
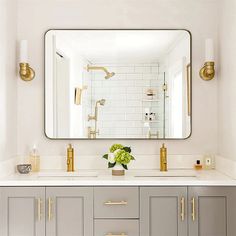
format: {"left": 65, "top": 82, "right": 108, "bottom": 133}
{"left": 199, "top": 62, "right": 215, "bottom": 81}
{"left": 19, "top": 63, "right": 35, "bottom": 81}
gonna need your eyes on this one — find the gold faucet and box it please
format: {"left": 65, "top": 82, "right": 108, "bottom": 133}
{"left": 160, "top": 143, "right": 167, "bottom": 171}
{"left": 67, "top": 144, "right": 74, "bottom": 172}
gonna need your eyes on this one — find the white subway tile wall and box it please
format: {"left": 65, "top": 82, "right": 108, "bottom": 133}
{"left": 86, "top": 64, "right": 166, "bottom": 138}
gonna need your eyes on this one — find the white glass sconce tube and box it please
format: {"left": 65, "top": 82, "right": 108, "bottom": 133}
{"left": 19, "top": 40, "right": 35, "bottom": 81}
{"left": 199, "top": 38, "right": 215, "bottom": 81}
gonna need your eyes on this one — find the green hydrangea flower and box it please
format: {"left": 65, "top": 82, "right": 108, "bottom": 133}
{"left": 110, "top": 144, "right": 124, "bottom": 153}
{"left": 114, "top": 150, "right": 132, "bottom": 165}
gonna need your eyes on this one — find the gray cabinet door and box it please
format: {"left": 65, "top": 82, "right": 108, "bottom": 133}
{"left": 46, "top": 187, "right": 93, "bottom": 236}
{"left": 0, "top": 187, "right": 45, "bottom": 236}
{"left": 140, "top": 187, "right": 188, "bottom": 236}
{"left": 188, "top": 187, "right": 236, "bottom": 236}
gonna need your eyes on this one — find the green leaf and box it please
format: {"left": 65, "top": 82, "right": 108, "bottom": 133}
{"left": 103, "top": 154, "right": 108, "bottom": 159}
{"left": 122, "top": 164, "right": 128, "bottom": 170}
{"left": 122, "top": 147, "right": 131, "bottom": 153}
{"left": 108, "top": 162, "right": 116, "bottom": 168}
{"left": 130, "top": 155, "right": 135, "bottom": 160}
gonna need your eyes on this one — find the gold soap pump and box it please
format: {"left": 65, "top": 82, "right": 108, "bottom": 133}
{"left": 67, "top": 144, "right": 74, "bottom": 172}
{"left": 160, "top": 143, "right": 167, "bottom": 172}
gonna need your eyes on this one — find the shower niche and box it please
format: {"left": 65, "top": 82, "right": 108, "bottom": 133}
{"left": 45, "top": 29, "right": 191, "bottom": 139}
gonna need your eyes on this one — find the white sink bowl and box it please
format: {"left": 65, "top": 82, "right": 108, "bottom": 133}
{"left": 133, "top": 170, "right": 197, "bottom": 178}
{"left": 37, "top": 171, "right": 98, "bottom": 178}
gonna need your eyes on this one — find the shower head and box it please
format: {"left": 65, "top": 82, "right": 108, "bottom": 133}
{"left": 105, "top": 72, "right": 115, "bottom": 79}
{"left": 87, "top": 65, "right": 115, "bottom": 79}
{"left": 96, "top": 99, "right": 106, "bottom": 106}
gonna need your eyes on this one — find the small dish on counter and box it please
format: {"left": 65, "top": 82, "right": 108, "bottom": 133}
{"left": 16, "top": 164, "right": 32, "bottom": 174}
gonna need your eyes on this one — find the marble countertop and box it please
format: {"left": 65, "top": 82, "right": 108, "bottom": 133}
{"left": 0, "top": 169, "right": 236, "bottom": 186}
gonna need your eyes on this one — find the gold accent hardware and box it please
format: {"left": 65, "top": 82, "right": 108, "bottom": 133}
{"left": 87, "top": 64, "right": 115, "bottom": 79}
{"left": 88, "top": 99, "right": 105, "bottom": 138}
{"left": 48, "top": 197, "right": 53, "bottom": 221}
{"left": 88, "top": 115, "right": 96, "bottom": 121}
{"left": 104, "top": 200, "right": 128, "bottom": 206}
{"left": 160, "top": 143, "right": 167, "bottom": 171}
{"left": 88, "top": 99, "right": 106, "bottom": 121}
{"left": 199, "top": 61, "right": 215, "bottom": 81}
{"left": 74, "top": 86, "right": 87, "bottom": 105}
{"left": 106, "top": 233, "right": 127, "bottom": 236}
{"left": 67, "top": 144, "right": 74, "bottom": 172}
{"left": 87, "top": 127, "right": 99, "bottom": 139}
{"left": 37, "top": 198, "right": 42, "bottom": 221}
{"left": 180, "top": 197, "right": 185, "bottom": 221}
{"left": 191, "top": 197, "right": 195, "bottom": 221}
{"left": 186, "top": 63, "right": 191, "bottom": 116}
{"left": 19, "top": 63, "right": 35, "bottom": 81}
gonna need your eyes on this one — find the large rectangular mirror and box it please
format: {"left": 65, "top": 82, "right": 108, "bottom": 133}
{"left": 45, "top": 29, "right": 191, "bottom": 139}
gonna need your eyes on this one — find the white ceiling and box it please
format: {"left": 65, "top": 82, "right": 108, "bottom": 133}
{"left": 55, "top": 30, "right": 189, "bottom": 64}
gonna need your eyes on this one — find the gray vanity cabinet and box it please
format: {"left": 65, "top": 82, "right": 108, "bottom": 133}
{"left": 0, "top": 187, "right": 45, "bottom": 236}
{"left": 140, "top": 187, "right": 188, "bottom": 236}
{"left": 45, "top": 187, "right": 93, "bottom": 236}
{"left": 188, "top": 187, "right": 236, "bottom": 236}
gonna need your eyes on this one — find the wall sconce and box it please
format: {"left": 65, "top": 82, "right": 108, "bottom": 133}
{"left": 200, "top": 39, "right": 215, "bottom": 81}
{"left": 19, "top": 40, "right": 35, "bottom": 81}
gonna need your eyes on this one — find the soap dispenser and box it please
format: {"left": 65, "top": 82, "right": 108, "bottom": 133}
{"left": 29, "top": 145, "right": 40, "bottom": 172}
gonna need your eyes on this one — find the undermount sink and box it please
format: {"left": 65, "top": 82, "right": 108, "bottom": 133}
{"left": 133, "top": 170, "right": 197, "bottom": 178}
{"left": 37, "top": 171, "right": 98, "bottom": 178}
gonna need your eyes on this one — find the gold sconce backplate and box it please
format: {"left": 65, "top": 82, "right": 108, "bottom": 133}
{"left": 199, "top": 62, "right": 215, "bottom": 81}
{"left": 19, "top": 63, "right": 35, "bottom": 81}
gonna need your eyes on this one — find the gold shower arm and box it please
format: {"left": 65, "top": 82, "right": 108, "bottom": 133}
{"left": 87, "top": 65, "right": 109, "bottom": 74}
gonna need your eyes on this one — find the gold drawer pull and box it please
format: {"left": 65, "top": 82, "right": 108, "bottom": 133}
{"left": 106, "top": 233, "right": 127, "bottom": 236}
{"left": 48, "top": 197, "right": 53, "bottom": 221}
{"left": 37, "top": 198, "right": 42, "bottom": 221}
{"left": 180, "top": 197, "right": 185, "bottom": 221}
{"left": 191, "top": 197, "right": 195, "bottom": 221}
{"left": 104, "top": 200, "right": 128, "bottom": 206}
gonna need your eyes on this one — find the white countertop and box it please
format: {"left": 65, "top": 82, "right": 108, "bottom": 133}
{"left": 0, "top": 169, "right": 236, "bottom": 186}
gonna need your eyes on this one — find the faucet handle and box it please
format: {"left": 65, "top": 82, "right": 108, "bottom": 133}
{"left": 88, "top": 114, "right": 95, "bottom": 121}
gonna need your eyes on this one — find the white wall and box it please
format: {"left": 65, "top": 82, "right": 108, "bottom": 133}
{"left": 16, "top": 0, "right": 219, "bottom": 157}
{"left": 218, "top": 0, "right": 236, "bottom": 161}
{"left": 0, "top": 0, "right": 17, "bottom": 161}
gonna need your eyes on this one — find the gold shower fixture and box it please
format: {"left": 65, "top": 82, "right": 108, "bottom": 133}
{"left": 88, "top": 99, "right": 106, "bottom": 121}
{"left": 87, "top": 65, "right": 115, "bottom": 79}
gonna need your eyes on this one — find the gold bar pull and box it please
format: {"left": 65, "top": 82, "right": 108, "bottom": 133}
{"left": 191, "top": 197, "right": 195, "bottom": 221}
{"left": 104, "top": 200, "right": 128, "bottom": 206}
{"left": 37, "top": 198, "right": 42, "bottom": 221}
{"left": 180, "top": 197, "right": 185, "bottom": 221}
{"left": 106, "top": 233, "right": 127, "bottom": 236}
{"left": 48, "top": 197, "right": 53, "bottom": 221}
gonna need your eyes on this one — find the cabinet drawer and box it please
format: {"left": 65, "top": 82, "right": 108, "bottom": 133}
{"left": 94, "top": 219, "right": 139, "bottom": 236}
{"left": 94, "top": 187, "right": 139, "bottom": 218}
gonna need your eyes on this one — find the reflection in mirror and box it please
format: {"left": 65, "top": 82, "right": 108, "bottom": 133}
{"left": 45, "top": 30, "right": 191, "bottom": 139}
